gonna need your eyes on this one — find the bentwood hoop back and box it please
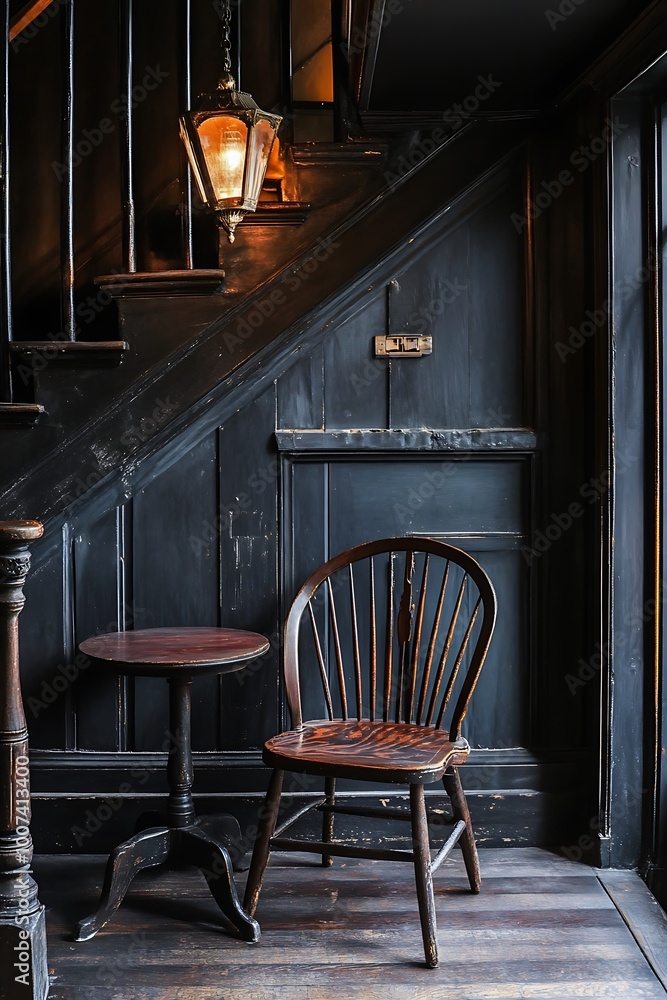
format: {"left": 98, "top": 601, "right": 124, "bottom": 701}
{"left": 244, "top": 537, "right": 497, "bottom": 967}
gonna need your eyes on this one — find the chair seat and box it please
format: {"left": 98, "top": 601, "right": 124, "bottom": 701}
{"left": 263, "top": 720, "right": 470, "bottom": 783}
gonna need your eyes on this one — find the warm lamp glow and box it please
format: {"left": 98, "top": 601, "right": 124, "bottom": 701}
{"left": 180, "top": 72, "right": 282, "bottom": 242}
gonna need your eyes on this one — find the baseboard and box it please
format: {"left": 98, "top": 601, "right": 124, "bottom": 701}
{"left": 27, "top": 747, "right": 590, "bottom": 853}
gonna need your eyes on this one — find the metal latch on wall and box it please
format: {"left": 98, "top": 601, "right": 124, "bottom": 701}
{"left": 374, "top": 335, "right": 432, "bottom": 358}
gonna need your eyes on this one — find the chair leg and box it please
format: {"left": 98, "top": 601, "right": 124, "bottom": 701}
{"left": 410, "top": 783, "right": 438, "bottom": 969}
{"left": 443, "top": 766, "right": 480, "bottom": 893}
{"left": 243, "top": 768, "right": 284, "bottom": 917}
{"left": 322, "top": 776, "right": 336, "bottom": 867}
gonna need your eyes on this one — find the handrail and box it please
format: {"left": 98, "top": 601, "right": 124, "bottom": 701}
{"left": 9, "top": 1, "right": 55, "bottom": 43}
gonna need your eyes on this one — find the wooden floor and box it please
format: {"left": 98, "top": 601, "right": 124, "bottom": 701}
{"left": 33, "top": 848, "right": 667, "bottom": 1000}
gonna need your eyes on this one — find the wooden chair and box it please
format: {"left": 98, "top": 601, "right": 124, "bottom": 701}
{"left": 243, "top": 536, "right": 497, "bottom": 967}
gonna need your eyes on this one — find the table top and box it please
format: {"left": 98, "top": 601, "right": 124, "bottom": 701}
{"left": 79, "top": 627, "right": 270, "bottom": 677}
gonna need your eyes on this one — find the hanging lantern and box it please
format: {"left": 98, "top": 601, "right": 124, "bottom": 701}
{"left": 179, "top": 3, "right": 282, "bottom": 243}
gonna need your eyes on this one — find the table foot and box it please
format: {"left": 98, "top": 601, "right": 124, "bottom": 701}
{"left": 74, "top": 827, "right": 171, "bottom": 941}
{"left": 181, "top": 826, "right": 260, "bottom": 942}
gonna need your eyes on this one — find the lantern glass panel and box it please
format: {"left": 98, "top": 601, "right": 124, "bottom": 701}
{"left": 179, "top": 119, "right": 208, "bottom": 203}
{"left": 197, "top": 115, "right": 249, "bottom": 204}
{"left": 243, "top": 118, "right": 279, "bottom": 208}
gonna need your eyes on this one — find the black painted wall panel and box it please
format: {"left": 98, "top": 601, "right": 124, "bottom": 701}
{"left": 327, "top": 459, "right": 525, "bottom": 541}
{"left": 468, "top": 189, "right": 525, "bottom": 427}
{"left": 323, "top": 294, "right": 388, "bottom": 429}
{"left": 132, "top": 434, "right": 220, "bottom": 752}
{"left": 285, "top": 460, "right": 327, "bottom": 727}
{"left": 219, "top": 386, "right": 280, "bottom": 748}
{"left": 539, "top": 115, "right": 590, "bottom": 751}
{"left": 389, "top": 223, "right": 470, "bottom": 428}
{"left": 460, "top": 545, "right": 528, "bottom": 749}
{"left": 277, "top": 345, "right": 324, "bottom": 430}
{"left": 72, "top": 508, "right": 123, "bottom": 752}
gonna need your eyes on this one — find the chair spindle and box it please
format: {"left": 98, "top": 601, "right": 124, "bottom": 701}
{"left": 416, "top": 560, "right": 450, "bottom": 726}
{"left": 425, "top": 573, "right": 467, "bottom": 727}
{"left": 370, "top": 557, "right": 377, "bottom": 722}
{"left": 407, "top": 554, "right": 430, "bottom": 723}
{"left": 308, "top": 601, "right": 334, "bottom": 720}
{"left": 436, "top": 595, "right": 482, "bottom": 731}
{"left": 396, "top": 552, "right": 415, "bottom": 723}
{"left": 326, "top": 577, "right": 348, "bottom": 720}
{"left": 383, "top": 553, "right": 394, "bottom": 722}
{"left": 348, "top": 565, "right": 363, "bottom": 720}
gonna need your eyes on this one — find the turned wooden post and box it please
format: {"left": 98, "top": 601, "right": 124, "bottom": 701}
{"left": 0, "top": 521, "right": 49, "bottom": 1000}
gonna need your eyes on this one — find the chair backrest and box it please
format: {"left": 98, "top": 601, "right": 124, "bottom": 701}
{"left": 283, "top": 537, "right": 497, "bottom": 741}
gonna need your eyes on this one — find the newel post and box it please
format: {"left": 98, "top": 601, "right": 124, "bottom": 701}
{"left": 0, "top": 521, "right": 49, "bottom": 1000}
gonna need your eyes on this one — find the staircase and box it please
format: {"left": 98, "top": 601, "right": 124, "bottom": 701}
{"left": 0, "top": 0, "right": 534, "bottom": 526}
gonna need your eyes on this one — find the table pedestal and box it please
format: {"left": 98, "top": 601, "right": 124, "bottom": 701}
{"left": 74, "top": 676, "right": 259, "bottom": 942}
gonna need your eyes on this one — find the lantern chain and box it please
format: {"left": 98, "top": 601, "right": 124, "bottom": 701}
{"left": 220, "top": 0, "right": 232, "bottom": 75}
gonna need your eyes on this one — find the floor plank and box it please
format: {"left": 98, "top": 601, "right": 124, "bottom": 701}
{"left": 30, "top": 850, "right": 667, "bottom": 1000}
{"left": 597, "top": 869, "right": 667, "bottom": 991}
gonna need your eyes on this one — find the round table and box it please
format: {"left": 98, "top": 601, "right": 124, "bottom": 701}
{"left": 73, "top": 627, "right": 269, "bottom": 943}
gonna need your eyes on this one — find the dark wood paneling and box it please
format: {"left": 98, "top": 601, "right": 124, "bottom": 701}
{"left": 327, "top": 458, "right": 525, "bottom": 540}
{"left": 277, "top": 344, "right": 324, "bottom": 430}
{"left": 461, "top": 545, "right": 528, "bottom": 749}
{"left": 388, "top": 223, "right": 470, "bottom": 428}
{"left": 219, "top": 385, "right": 280, "bottom": 749}
{"left": 535, "top": 110, "right": 590, "bottom": 755}
{"left": 323, "top": 293, "right": 388, "bottom": 429}
{"left": 72, "top": 507, "right": 123, "bottom": 752}
{"left": 469, "top": 187, "right": 525, "bottom": 427}
{"left": 283, "top": 460, "right": 327, "bottom": 727}
{"left": 606, "top": 95, "right": 648, "bottom": 867}
{"left": 132, "top": 433, "right": 220, "bottom": 752}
